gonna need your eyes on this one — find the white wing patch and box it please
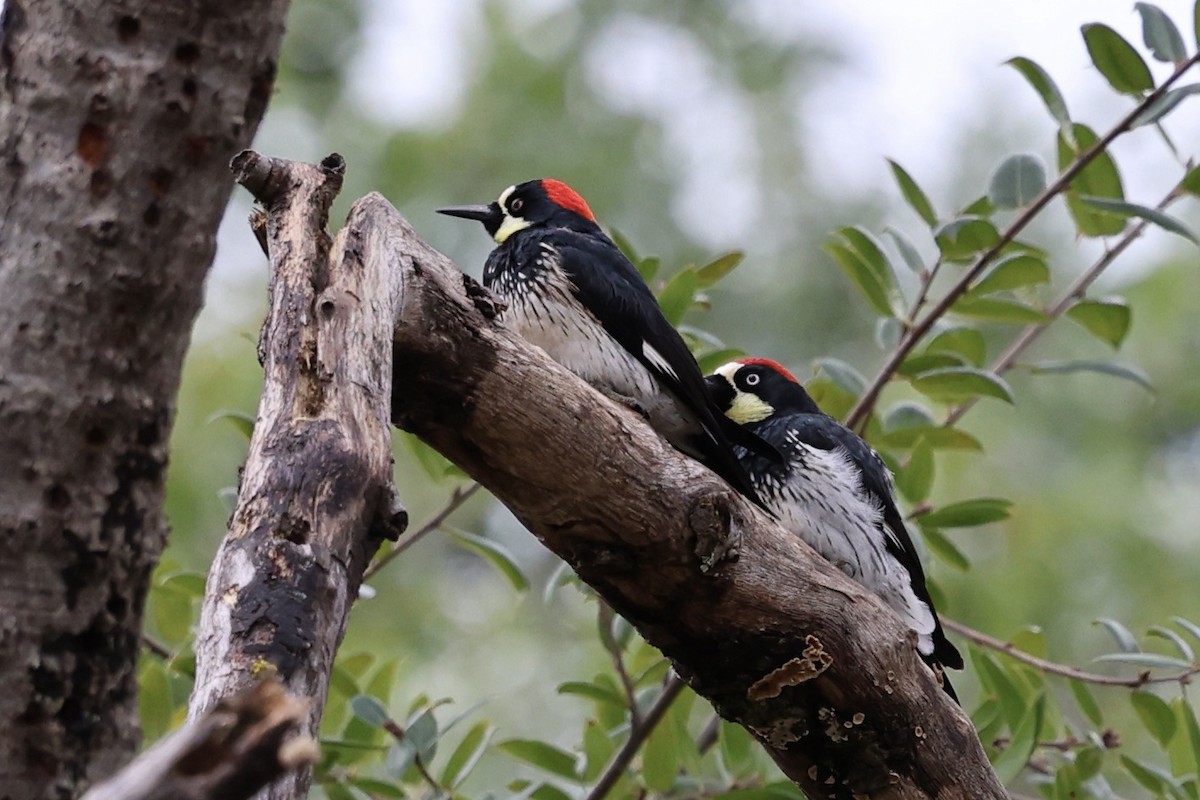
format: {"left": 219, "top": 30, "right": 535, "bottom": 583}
{"left": 641, "top": 343, "right": 679, "bottom": 382}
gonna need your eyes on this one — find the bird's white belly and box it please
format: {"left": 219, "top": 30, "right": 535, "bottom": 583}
{"left": 768, "top": 442, "right": 937, "bottom": 654}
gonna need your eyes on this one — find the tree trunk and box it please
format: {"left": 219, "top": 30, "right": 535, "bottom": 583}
{"left": 0, "top": 2, "right": 287, "bottom": 797}
{"left": 186, "top": 153, "right": 406, "bottom": 800}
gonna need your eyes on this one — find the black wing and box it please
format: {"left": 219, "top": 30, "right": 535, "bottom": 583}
{"left": 785, "top": 413, "right": 964, "bottom": 672}
{"left": 546, "top": 230, "right": 779, "bottom": 506}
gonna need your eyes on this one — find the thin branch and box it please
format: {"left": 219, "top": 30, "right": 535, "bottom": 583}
{"left": 363, "top": 482, "right": 482, "bottom": 582}
{"left": 943, "top": 618, "right": 1200, "bottom": 688}
{"left": 845, "top": 52, "right": 1200, "bottom": 430}
{"left": 586, "top": 673, "right": 688, "bottom": 800}
{"left": 140, "top": 633, "right": 173, "bottom": 660}
{"left": 598, "top": 602, "right": 643, "bottom": 727}
{"left": 944, "top": 178, "right": 1187, "bottom": 427}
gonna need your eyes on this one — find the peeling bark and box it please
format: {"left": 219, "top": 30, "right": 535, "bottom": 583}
{"left": 187, "top": 153, "right": 406, "bottom": 800}
{"left": 0, "top": 2, "right": 287, "bottom": 798}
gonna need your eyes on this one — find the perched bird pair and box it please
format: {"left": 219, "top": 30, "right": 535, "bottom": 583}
{"left": 439, "top": 179, "right": 961, "bottom": 697}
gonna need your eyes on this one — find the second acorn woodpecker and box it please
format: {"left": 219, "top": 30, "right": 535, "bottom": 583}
{"left": 438, "top": 178, "right": 778, "bottom": 509}
{"left": 705, "top": 357, "right": 963, "bottom": 698}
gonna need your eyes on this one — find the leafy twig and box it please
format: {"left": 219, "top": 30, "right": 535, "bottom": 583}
{"left": 943, "top": 618, "right": 1200, "bottom": 688}
{"left": 363, "top": 482, "right": 482, "bottom": 582}
{"left": 585, "top": 672, "right": 687, "bottom": 800}
{"left": 598, "top": 602, "right": 643, "bottom": 727}
{"left": 379, "top": 716, "right": 446, "bottom": 796}
{"left": 944, "top": 177, "right": 1188, "bottom": 427}
{"left": 845, "top": 52, "right": 1200, "bottom": 430}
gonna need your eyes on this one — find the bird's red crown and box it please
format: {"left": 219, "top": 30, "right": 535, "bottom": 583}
{"left": 542, "top": 179, "right": 595, "bottom": 221}
{"left": 737, "top": 357, "right": 798, "bottom": 384}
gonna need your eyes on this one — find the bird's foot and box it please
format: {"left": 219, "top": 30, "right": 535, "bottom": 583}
{"left": 602, "top": 389, "right": 650, "bottom": 421}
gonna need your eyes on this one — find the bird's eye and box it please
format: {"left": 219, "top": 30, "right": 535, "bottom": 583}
{"left": 745, "top": 373, "right": 761, "bottom": 386}
{"left": 510, "top": 198, "right": 524, "bottom": 214}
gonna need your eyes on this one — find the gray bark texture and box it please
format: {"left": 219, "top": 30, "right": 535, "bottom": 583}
{"left": 0, "top": 2, "right": 287, "bottom": 798}
{"left": 187, "top": 153, "right": 406, "bottom": 800}
{"left": 192, "top": 153, "right": 1004, "bottom": 798}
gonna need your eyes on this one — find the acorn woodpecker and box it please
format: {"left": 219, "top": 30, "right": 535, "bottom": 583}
{"left": 438, "top": 178, "right": 777, "bottom": 509}
{"left": 705, "top": 357, "right": 963, "bottom": 698}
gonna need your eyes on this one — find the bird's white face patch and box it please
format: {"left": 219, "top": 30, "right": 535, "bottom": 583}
{"left": 493, "top": 184, "right": 531, "bottom": 244}
{"left": 714, "top": 362, "right": 773, "bottom": 425}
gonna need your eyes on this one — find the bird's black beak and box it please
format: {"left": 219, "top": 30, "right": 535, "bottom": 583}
{"left": 438, "top": 202, "right": 502, "bottom": 224}
{"left": 704, "top": 374, "right": 735, "bottom": 412}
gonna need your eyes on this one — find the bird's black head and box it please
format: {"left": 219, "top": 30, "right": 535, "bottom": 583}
{"left": 705, "top": 358, "right": 822, "bottom": 424}
{"left": 438, "top": 178, "right": 598, "bottom": 244}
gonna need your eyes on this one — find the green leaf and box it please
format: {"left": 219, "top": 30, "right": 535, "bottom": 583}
{"left": 988, "top": 154, "right": 1048, "bottom": 209}
{"left": 1068, "top": 679, "right": 1104, "bottom": 727}
{"left": 643, "top": 707, "right": 681, "bottom": 791}
{"left": 1120, "top": 755, "right": 1170, "bottom": 794}
{"left": 825, "top": 240, "right": 894, "bottom": 317}
{"left": 697, "top": 347, "right": 744, "bottom": 375}
{"left": 206, "top": 409, "right": 255, "bottom": 439}
{"left": 934, "top": 216, "right": 1000, "bottom": 262}
{"left": 138, "top": 661, "right": 173, "bottom": 743}
{"left": 921, "top": 498, "right": 1012, "bottom": 528}
{"left": 885, "top": 227, "right": 926, "bottom": 273}
{"left": 841, "top": 226, "right": 898, "bottom": 290}
{"left": 951, "top": 296, "right": 1047, "bottom": 324}
{"left": 719, "top": 720, "right": 758, "bottom": 778}
{"left": 1132, "top": 83, "right": 1200, "bottom": 126}
{"left": 993, "top": 694, "right": 1046, "bottom": 783}
{"left": 386, "top": 740, "right": 417, "bottom": 779}
{"left": 1075, "top": 746, "right": 1105, "bottom": 782}
{"left": 442, "top": 721, "right": 494, "bottom": 788}
{"left": 498, "top": 739, "right": 580, "bottom": 781}
{"left": 887, "top": 159, "right": 937, "bottom": 225}
{"left": 875, "top": 317, "right": 903, "bottom": 351}
{"left": 347, "top": 778, "right": 405, "bottom": 798}
{"left": 881, "top": 424, "right": 983, "bottom": 452}
{"left": 1183, "top": 697, "right": 1200, "bottom": 776}
{"left": 1080, "top": 196, "right": 1199, "bottom": 243}
{"left": 1083, "top": 23, "right": 1156, "bottom": 94}
{"left": 1057, "top": 123, "right": 1126, "bottom": 236}
{"left": 1066, "top": 298, "right": 1132, "bottom": 348}
{"left": 814, "top": 357, "right": 867, "bottom": 397}
{"left": 895, "top": 438, "right": 934, "bottom": 502}
{"left": 557, "top": 680, "right": 626, "bottom": 709}
{"left": 1184, "top": 165, "right": 1200, "bottom": 197}
{"left": 695, "top": 252, "right": 744, "bottom": 287}
{"left": 926, "top": 327, "right": 986, "bottom": 367}
{"left": 1136, "top": 2, "right": 1188, "bottom": 63}
{"left": 404, "top": 434, "right": 457, "bottom": 481}
{"left": 351, "top": 695, "right": 391, "bottom": 728}
{"left": 1028, "top": 360, "right": 1155, "bottom": 392}
{"left": 1006, "top": 57, "right": 1071, "bottom": 127}
{"left": 151, "top": 584, "right": 194, "bottom": 644}
{"left": 636, "top": 256, "right": 660, "bottom": 283}
{"left": 1149, "top": 625, "right": 1195, "bottom": 661}
{"left": 896, "top": 353, "right": 966, "bottom": 378}
{"left": 407, "top": 708, "right": 439, "bottom": 762}
{"left": 920, "top": 527, "right": 970, "bottom": 571}
{"left": 883, "top": 402, "right": 935, "bottom": 432}
{"left": 608, "top": 228, "right": 640, "bottom": 264}
{"left": 910, "top": 367, "right": 1014, "bottom": 404}
{"left": 1174, "top": 616, "right": 1200, "bottom": 644}
{"left": 967, "top": 253, "right": 1050, "bottom": 297}
{"left": 445, "top": 528, "right": 529, "bottom": 592}
{"left": 657, "top": 268, "right": 699, "bottom": 326}
{"left": 323, "top": 782, "right": 360, "bottom": 800}
{"left": 1094, "top": 617, "right": 1140, "bottom": 652}
{"left": 1133, "top": 691, "right": 1179, "bottom": 746}
{"left": 581, "top": 720, "right": 614, "bottom": 782}
{"left": 1095, "top": 652, "right": 1193, "bottom": 669}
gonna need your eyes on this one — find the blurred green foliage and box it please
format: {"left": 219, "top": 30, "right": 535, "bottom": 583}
{"left": 143, "top": 1, "right": 1200, "bottom": 797}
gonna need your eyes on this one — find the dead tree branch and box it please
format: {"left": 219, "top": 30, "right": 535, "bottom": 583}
{"left": 82, "top": 679, "right": 314, "bottom": 800}
{"left": 187, "top": 152, "right": 407, "bottom": 800}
